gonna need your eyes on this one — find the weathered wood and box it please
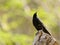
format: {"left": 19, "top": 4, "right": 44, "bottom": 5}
{"left": 33, "top": 30, "right": 59, "bottom": 45}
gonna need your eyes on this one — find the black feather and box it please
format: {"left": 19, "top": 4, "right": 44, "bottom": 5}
{"left": 33, "top": 12, "right": 51, "bottom": 35}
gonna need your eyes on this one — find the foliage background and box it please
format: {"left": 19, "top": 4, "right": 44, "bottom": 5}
{"left": 0, "top": 0, "right": 60, "bottom": 45}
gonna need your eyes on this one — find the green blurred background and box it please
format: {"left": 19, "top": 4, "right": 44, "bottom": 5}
{"left": 0, "top": 0, "right": 60, "bottom": 45}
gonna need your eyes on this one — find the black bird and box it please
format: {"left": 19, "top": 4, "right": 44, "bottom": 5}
{"left": 33, "top": 12, "right": 51, "bottom": 35}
